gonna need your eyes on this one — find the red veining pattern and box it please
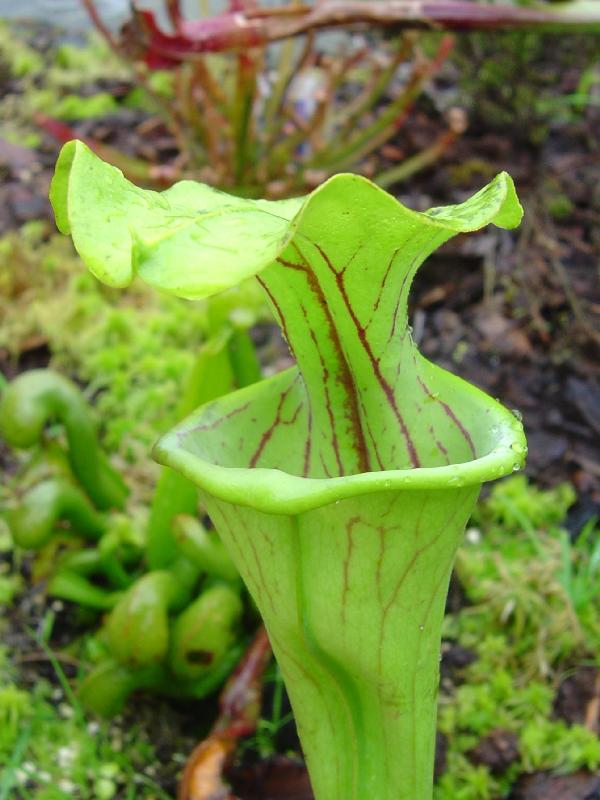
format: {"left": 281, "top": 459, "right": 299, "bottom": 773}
{"left": 275, "top": 243, "right": 370, "bottom": 474}
{"left": 306, "top": 322, "right": 344, "bottom": 475}
{"left": 248, "top": 376, "right": 300, "bottom": 468}
{"left": 196, "top": 234, "right": 471, "bottom": 479}
{"left": 416, "top": 372, "right": 476, "bottom": 458}
{"left": 429, "top": 425, "right": 450, "bottom": 464}
{"left": 186, "top": 401, "right": 251, "bottom": 434}
{"left": 257, "top": 276, "right": 291, "bottom": 345}
{"left": 370, "top": 247, "right": 401, "bottom": 320}
{"left": 341, "top": 515, "right": 360, "bottom": 624}
{"left": 303, "top": 403, "right": 313, "bottom": 477}
{"left": 313, "top": 243, "right": 421, "bottom": 467}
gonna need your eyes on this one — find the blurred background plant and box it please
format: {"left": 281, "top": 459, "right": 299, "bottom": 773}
{"left": 0, "top": 337, "right": 261, "bottom": 717}
{"left": 3, "top": 1, "right": 599, "bottom": 203}
{"left": 0, "top": 218, "right": 274, "bottom": 722}
{"left": 454, "top": 31, "right": 600, "bottom": 145}
{"left": 36, "top": 0, "right": 463, "bottom": 196}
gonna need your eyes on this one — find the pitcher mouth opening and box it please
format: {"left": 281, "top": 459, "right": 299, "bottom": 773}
{"left": 153, "top": 365, "right": 526, "bottom": 516}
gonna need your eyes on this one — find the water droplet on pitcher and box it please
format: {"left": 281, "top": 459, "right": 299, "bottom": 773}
{"left": 419, "top": 625, "right": 424, "bottom": 631}
{"left": 511, "top": 408, "right": 523, "bottom": 422}
{"left": 512, "top": 463, "right": 521, "bottom": 472}
{"left": 383, "top": 479, "right": 392, "bottom": 489}
{"left": 465, "top": 528, "right": 481, "bottom": 544}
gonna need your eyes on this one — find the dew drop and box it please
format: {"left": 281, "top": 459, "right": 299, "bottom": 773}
{"left": 419, "top": 625, "right": 424, "bottom": 631}
{"left": 383, "top": 479, "right": 392, "bottom": 489}
{"left": 512, "top": 463, "right": 521, "bottom": 472}
{"left": 465, "top": 528, "right": 481, "bottom": 544}
{"left": 511, "top": 408, "right": 523, "bottom": 422}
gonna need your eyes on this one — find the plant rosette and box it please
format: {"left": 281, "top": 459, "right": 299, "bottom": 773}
{"left": 51, "top": 140, "right": 526, "bottom": 800}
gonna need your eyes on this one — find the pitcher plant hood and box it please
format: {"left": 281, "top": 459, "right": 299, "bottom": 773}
{"left": 50, "top": 140, "right": 526, "bottom": 514}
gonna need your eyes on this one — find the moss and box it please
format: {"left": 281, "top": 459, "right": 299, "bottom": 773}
{"left": 436, "top": 476, "right": 600, "bottom": 798}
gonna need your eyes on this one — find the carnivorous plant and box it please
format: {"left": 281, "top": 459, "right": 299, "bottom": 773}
{"left": 51, "top": 140, "right": 526, "bottom": 799}
{"left": 0, "top": 370, "right": 128, "bottom": 511}
{"left": 0, "top": 338, "right": 257, "bottom": 713}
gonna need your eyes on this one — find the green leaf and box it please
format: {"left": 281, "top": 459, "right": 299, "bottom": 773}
{"left": 51, "top": 142, "right": 526, "bottom": 800}
{"left": 50, "top": 140, "right": 303, "bottom": 296}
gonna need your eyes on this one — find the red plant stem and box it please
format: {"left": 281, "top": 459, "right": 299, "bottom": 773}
{"left": 33, "top": 113, "right": 174, "bottom": 184}
{"left": 79, "top": 0, "right": 122, "bottom": 54}
{"left": 178, "top": 627, "right": 273, "bottom": 800}
{"left": 260, "top": 30, "right": 317, "bottom": 160}
{"left": 165, "top": 0, "right": 183, "bottom": 29}
{"left": 80, "top": 0, "right": 194, "bottom": 166}
{"left": 375, "top": 129, "right": 461, "bottom": 189}
{"left": 310, "top": 34, "right": 454, "bottom": 172}
{"left": 217, "top": 625, "right": 272, "bottom": 732}
{"left": 331, "top": 36, "right": 413, "bottom": 139}
{"left": 138, "top": 1, "right": 600, "bottom": 60}
{"left": 189, "top": 68, "right": 233, "bottom": 180}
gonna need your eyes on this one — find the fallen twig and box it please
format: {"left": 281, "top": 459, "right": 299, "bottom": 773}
{"left": 178, "top": 626, "right": 273, "bottom": 800}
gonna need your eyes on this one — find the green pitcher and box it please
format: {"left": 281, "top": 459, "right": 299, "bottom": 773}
{"left": 51, "top": 140, "right": 526, "bottom": 800}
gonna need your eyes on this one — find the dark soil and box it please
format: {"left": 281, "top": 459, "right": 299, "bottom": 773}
{"left": 228, "top": 756, "right": 313, "bottom": 800}
{"left": 467, "top": 729, "right": 521, "bottom": 775}
{"left": 228, "top": 761, "right": 600, "bottom": 800}
{"left": 554, "top": 666, "right": 600, "bottom": 733}
{"left": 510, "top": 770, "right": 600, "bottom": 800}
{"left": 226, "top": 733, "right": 450, "bottom": 800}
